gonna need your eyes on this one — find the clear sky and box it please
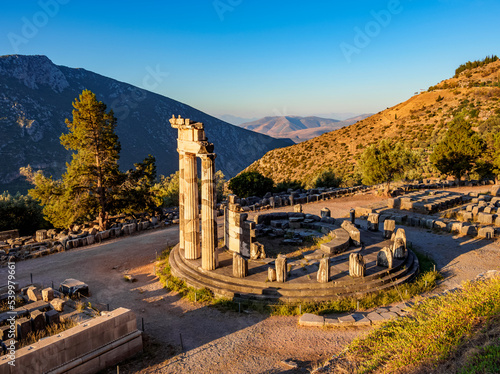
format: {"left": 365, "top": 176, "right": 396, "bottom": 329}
{"left": 1, "top": 0, "right": 499, "bottom": 119}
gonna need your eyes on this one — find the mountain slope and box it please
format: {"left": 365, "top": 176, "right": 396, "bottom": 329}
{"left": 240, "top": 115, "right": 371, "bottom": 143}
{"left": 0, "top": 55, "right": 293, "bottom": 194}
{"left": 244, "top": 60, "right": 500, "bottom": 185}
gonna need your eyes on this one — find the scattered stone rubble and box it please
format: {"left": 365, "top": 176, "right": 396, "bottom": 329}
{"left": 358, "top": 186, "right": 500, "bottom": 241}
{"left": 0, "top": 212, "right": 175, "bottom": 265}
{"left": 0, "top": 280, "right": 97, "bottom": 347}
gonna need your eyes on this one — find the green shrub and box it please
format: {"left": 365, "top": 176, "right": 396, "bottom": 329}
{"left": 0, "top": 192, "right": 51, "bottom": 235}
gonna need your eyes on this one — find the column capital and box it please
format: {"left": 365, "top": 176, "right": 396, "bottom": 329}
{"left": 199, "top": 153, "right": 217, "bottom": 161}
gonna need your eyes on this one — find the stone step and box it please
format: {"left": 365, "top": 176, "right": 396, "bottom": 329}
{"left": 177, "top": 246, "right": 413, "bottom": 292}
{"left": 170, "top": 247, "right": 265, "bottom": 297}
{"left": 168, "top": 246, "right": 420, "bottom": 302}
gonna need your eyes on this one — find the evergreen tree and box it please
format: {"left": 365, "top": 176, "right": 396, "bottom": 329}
{"left": 430, "top": 117, "right": 485, "bottom": 182}
{"left": 228, "top": 171, "right": 274, "bottom": 198}
{"left": 359, "top": 140, "right": 417, "bottom": 196}
{"left": 22, "top": 90, "right": 122, "bottom": 230}
{"left": 310, "top": 168, "right": 341, "bottom": 189}
{"left": 120, "top": 155, "right": 160, "bottom": 214}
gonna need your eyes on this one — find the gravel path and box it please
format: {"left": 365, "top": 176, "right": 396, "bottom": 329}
{"left": 2, "top": 186, "right": 499, "bottom": 373}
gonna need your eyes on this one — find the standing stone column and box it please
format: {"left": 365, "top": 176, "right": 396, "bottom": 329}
{"left": 178, "top": 151, "right": 185, "bottom": 251}
{"left": 184, "top": 153, "right": 200, "bottom": 260}
{"left": 201, "top": 154, "right": 217, "bottom": 270}
{"left": 276, "top": 255, "right": 288, "bottom": 282}
{"left": 317, "top": 257, "right": 330, "bottom": 283}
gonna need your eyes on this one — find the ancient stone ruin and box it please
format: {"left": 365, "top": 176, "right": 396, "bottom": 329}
{"left": 170, "top": 115, "right": 218, "bottom": 271}
{"left": 167, "top": 117, "right": 419, "bottom": 302}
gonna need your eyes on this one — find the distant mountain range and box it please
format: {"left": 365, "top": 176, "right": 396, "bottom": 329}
{"left": 0, "top": 55, "right": 293, "bottom": 194}
{"left": 239, "top": 115, "right": 371, "bottom": 142}
{"left": 244, "top": 59, "right": 500, "bottom": 185}
{"left": 214, "top": 114, "right": 259, "bottom": 126}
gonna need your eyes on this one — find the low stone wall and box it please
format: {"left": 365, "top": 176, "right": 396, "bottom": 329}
{"left": 0, "top": 307, "right": 142, "bottom": 374}
{"left": 0, "top": 230, "right": 19, "bottom": 242}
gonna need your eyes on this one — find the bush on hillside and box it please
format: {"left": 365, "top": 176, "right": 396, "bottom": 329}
{"left": 455, "top": 55, "right": 499, "bottom": 78}
{"left": 0, "top": 192, "right": 51, "bottom": 235}
{"left": 228, "top": 171, "right": 274, "bottom": 198}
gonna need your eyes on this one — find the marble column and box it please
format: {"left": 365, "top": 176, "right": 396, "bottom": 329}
{"left": 201, "top": 154, "right": 218, "bottom": 270}
{"left": 178, "top": 151, "right": 185, "bottom": 251}
{"left": 184, "top": 153, "right": 200, "bottom": 260}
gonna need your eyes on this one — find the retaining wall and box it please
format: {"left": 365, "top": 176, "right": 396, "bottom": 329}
{"left": 0, "top": 307, "right": 142, "bottom": 374}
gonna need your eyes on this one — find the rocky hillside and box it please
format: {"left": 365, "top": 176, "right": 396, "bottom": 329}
{"left": 240, "top": 115, "right": 370, "bottom": 143}
{"left": 0, "top": 55, "right": 292, "bottom": 194}
{"left": 245, "top": 59, "right": 500, "bottom": 185}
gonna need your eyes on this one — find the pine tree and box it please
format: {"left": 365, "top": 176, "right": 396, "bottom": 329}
{"left": 359, "top": 140, "right": 417, "bottom": 196}
{"left": 22, "top": 90, "right": 122, "bottom": 230}
{"left": 60, "top": 90, "right": 121, "bottom": 230}
{"left": 430, "top": 116, "right": 485, "bottom": 182}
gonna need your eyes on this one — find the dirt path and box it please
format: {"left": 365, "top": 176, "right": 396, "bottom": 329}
{"left": 2, "top": 186, "right": 499, "bottom": 373}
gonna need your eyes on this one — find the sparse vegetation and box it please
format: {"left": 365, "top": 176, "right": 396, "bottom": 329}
{"left": 340, "top": 275, "right": 500, "bottom": 374}
{"left": 455, "top": 55, "right": 499, "bottom": 78}
{"left": 155, "top": 247, "right": 440, "bottom": 318}
{"left": 243, "top": 58, "right": 500, "bottom": 186}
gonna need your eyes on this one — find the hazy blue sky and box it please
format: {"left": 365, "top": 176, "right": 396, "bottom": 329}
{"left": 1, "top": 0, "right": 499, "bottom": 119}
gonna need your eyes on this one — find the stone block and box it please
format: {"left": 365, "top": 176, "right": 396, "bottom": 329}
{"left": 338, "top": 315, "right": 356, "bottom": 325}
{"left": 86, "top": 235, "right": 95, "bottom": 245}
{"left": 461, "top": 225, "right": 478, "bottom": 236}
{"left": 366, "top": 312, "right": 385, "bottom": 325}
{"left": 0, "top": 325, "right": 10, "bottom": 340}
{"left": 341, "top": 221, "right": 361, "bottom": 246}
{"left": 317, "top": 258, "right": 330, "bottom": 283}
{"left": 294, "top": 204, "right": 303, "bottom": 213}
{"left": 232, "top": 252, "right": 248, "bottom": 278}
{"left": 461, "top": 212, "right": 473, "bottom": 222}
{"left": 31, "top": 310, "right": 46, "bottom": 331}
{"left": 478, "top": 226, "right": 495, "bottom": 239}
{"left": 394, "top": 228, "right": 407, "bottom": 248}
{"left": 377, "top": 247, "right": 393, "bottom": 268}
{"left": 434, "top": 220, "right": 446, "bottom": 230}
{"left": 298, "top": 313, "right": 324, "bottom": 327}
{"left": 27, "top": 286, "right": 42, "bottom": 302}
{"left": 393, "top": 238, "right": 406, "bottom": 259}
{"left": 267, "top": 267, "right": 276, "bottom": 282}
{"left": 352, "top": 313, "right": 372, "bottom": 326}
{"left": 44, "top": 309, "right": 60, "bottom": 325}
{"left": 349, "top": 253, "right": 365, "bottom": 277}
{"left": 35, "top": 230, "right": 47, "bottom": 242}
{"left": 478, "top": 213, "right": 494, "bottom": 225}
{"left": 250, "top": 242, "right": 266, "bottom": 260}
{"left": 448, "top": 221, "right": 463, "bottom": 233}
{"left": 275, "top": 255, "right": 287, "bottom": 282}
{"left": 320, "top": 208, "right": 331, "bottom": 218}
{"left": 50, "top": 298, "right": 66, "bottom": 312}
{"left": 42, "top": 287, "right": 54, "bottom": 302}
{"left": 16, "top": 317, "right": 32, "bottom": 340}
{"left": 491, "top": 185, "right": 500, "bottom": 197}
{"left": 383, "top": 219, "right": 396, "bottom": 239}
{"left": 367, "top": 213, "right": 380, "bottom": 231}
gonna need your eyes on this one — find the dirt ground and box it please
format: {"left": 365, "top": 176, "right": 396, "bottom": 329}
{"left": 2, "top": 185, "right": 499, "bottom": 373}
